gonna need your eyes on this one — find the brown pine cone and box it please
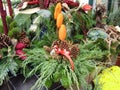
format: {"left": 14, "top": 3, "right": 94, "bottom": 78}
{"left": 19, "top": 31, "right": 26, "bottom": 40}
{"left": 20, "top": 37, "right": 30, "bottom": 47}
{"left": 52, "top": 40, "right": 60, "bottom": 47}
{"left": 0, "top": 34, "right": 12, "bottom": 48}
{"left": 70, "top": 44, "right": 79, "bottom": 58}
{"left": 59, "top": 41, "right": 70, "bottom": 51}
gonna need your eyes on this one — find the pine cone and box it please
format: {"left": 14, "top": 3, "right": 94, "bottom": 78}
{"left": 59, "top": 41, "right": 70, "bottom": 51}
{"left": 19, "top": 37, "right": 30, "bottom": 47}
{"left": 19, "top": 31, "right": 26, "bottom": 40}
{"left": 0, "top": 34, "right": 12, "bottom": 48}
{"left": 52, "top": 40, "right": 60, "bottom": 47}
{"left": 70, "top": 44, "right": 79, "bottom": 58}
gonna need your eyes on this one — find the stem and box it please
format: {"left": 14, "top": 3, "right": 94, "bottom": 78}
{"left": 0, "top": 0, "right": 8, "bottom": 35}
{"left": 7, "top": 0, "right": 13, "bottom": 17}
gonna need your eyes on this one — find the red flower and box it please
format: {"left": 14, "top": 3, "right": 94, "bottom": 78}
{"left": 82, "top": 4, "right": 92, "bottom": 11}
{"left": 16, "top": 50, "right": 26, "bottom": 60}
{"left": 15, "top": 42, "right": 26, "bottom": 50}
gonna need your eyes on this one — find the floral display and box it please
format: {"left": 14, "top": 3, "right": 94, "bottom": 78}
{"left": 0, "top": 0, "right": 120, "bottom": 90}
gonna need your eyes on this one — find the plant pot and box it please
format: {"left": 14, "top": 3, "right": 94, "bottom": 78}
{"left": 0, "top": 80, "right": 14, "bottom": 90}
{"left": 0, "top": 74, "right": 46, "bottom": 90}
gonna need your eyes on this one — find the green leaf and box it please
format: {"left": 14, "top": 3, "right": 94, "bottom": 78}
{"left": 74, "top": 34, "right": 84, "bottom": 40}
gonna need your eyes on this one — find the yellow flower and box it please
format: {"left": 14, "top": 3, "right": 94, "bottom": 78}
{"left": 94, "top": 66, "right": 120, "bottom": 90}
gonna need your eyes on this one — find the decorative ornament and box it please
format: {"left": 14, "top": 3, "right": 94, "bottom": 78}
{"left": 44, "top": 40, "right": 79, "bottom": 70}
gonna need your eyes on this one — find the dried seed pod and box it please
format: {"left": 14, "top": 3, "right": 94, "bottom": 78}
{"left": 56, "top": 13, "right": 63, "bottom": 28}
{"left": 59, "top": 24, "right": 67, "bottom": 41}
{"left": 54, "top": 2, "right": 62, "bottom": 20}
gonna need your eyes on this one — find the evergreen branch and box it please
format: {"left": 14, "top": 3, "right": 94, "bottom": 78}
{"left": 0, "top": 57, "right": 18, "bottom": 85}
{"left": 21, "top": 39, "right": 109, "bottom": 90}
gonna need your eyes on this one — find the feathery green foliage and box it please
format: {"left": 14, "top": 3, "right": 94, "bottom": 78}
{"left": 31, "top": 17, "right": 57, "bottom": 48}
{"left": 22, "top": 39, "right": 109, "bottom": 90}
{"left": 0, "top": 48, "right": 18, "bottom": 86}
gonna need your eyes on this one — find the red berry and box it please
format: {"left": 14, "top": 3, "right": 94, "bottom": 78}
{"left": 16, "top": 50, "right": 26, "bottom": 60}
{"left": 15, "top": 42, "right": 26, "bottom": 50}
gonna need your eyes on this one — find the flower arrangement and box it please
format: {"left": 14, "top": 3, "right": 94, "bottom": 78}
{"left": 0, "top": 1, "right": 120, "bottom": 90}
